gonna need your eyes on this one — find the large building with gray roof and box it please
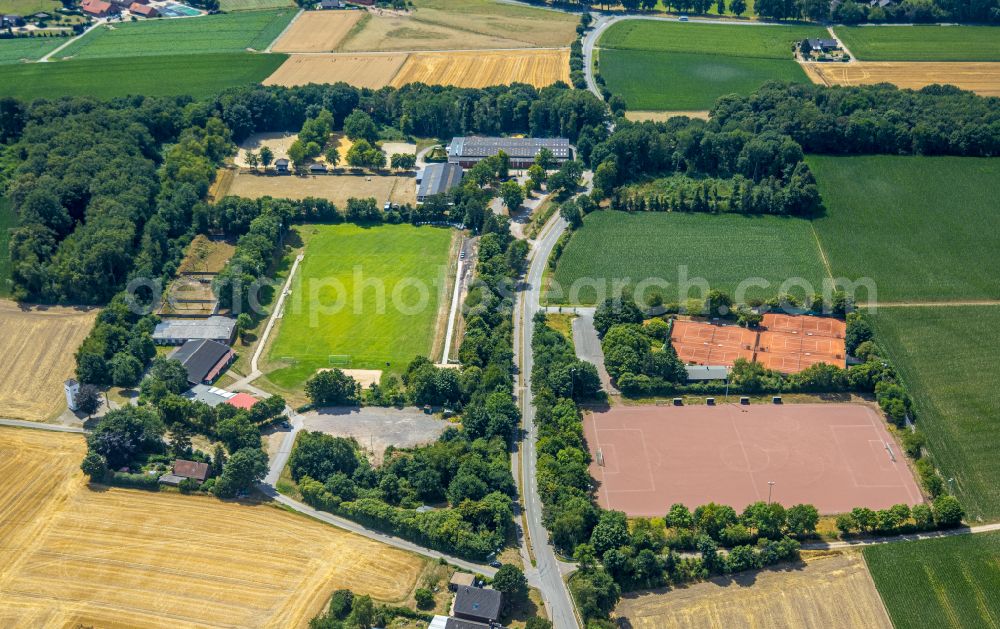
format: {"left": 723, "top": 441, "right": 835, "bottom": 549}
{"left": 152, "top": 316, "right": 236, "bottom": 346}
{"left": 417, "top": 163, "right": 464, "bottom": 203}
{"left": 447, "top": 136, "right": 571, "bottom": 169}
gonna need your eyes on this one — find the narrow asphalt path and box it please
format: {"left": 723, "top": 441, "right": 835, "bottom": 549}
{"left": 0, "top": 418, "right": 86, "bottom": 433}
{"left": 39, "top": 19, "right": 102, "bottom": 62}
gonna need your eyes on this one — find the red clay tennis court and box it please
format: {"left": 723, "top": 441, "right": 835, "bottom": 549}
{"left": 583, "top": 403, "right": 922, "bottom": 516}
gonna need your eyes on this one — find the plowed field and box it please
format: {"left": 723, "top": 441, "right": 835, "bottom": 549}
{"left": 0, "top": 426, "right": 425, "bottom": 628}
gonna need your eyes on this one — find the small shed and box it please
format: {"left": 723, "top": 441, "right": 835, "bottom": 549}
{"left": 309, "top": 163, "right": 328, "bottom": 174}
{"left": 226, "top": 392, "right": 258, "bottom": 410}
{"left": 274, "top": 158, "right": 290, "bottom": 173}
{"left": 449, "top": 572, "right": 477, "bottom": 591}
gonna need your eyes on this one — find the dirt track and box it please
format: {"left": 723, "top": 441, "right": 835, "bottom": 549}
{"left": 803, "top": 61, "right": 1000, "bottom": 97}
{"left": 0, "top": 300, "right": 97, "bottom": 421}
{"left": 614, "top": 551, "right": 892, "bottom": 629}
{"left": 271, "top": 11, "right": 364, "bottom": 53}
{"left": 0, "top": 426, "right": 425, "bottom": 628}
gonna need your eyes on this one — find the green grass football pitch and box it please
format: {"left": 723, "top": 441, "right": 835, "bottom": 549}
{"left": 57, "top": 9, "right": 296, "bottom": 60}
{"left": 265, "top": 223, "right": 454, "bottom": 389}
{"left": 872, "top": 306, "right": 1000, "bottom": 522}
{"left": 596, "top": 21, "right": 824, "bottom": 111}
{"left": 833, "top": 25, "right": 1000, "bottom": 62}
{"left": 548, "top": 211, "right": 828, "bottom": 305}
{"left": 0, "top": 53, "right": 286, "bottom": 100}
{"left": 809, "top": 155, "right": 1000, "bottom": 303}
{"left": 864, "top": 531, "right": 1000, "bottom": 628}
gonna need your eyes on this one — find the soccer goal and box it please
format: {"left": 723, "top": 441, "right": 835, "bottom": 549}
{"left": 328, "top": 355, "right": 351, "bottom": 366}
{"left": 596, "top": 449, "right": 605, "bottom": 467}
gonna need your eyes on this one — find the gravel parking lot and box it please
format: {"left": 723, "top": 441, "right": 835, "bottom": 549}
{"left": 301, "top": 406, "right": 450, "bottom": 462}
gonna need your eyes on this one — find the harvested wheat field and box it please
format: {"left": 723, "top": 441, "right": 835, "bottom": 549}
{"left": 614, "top": 551, "right": 892, "bottom": 629}
{"left": 271, "top": 10, "right": 364, "bottom": 53}
{"left": 625, "top": 110, "right": 711, "bottom": 122}
{"left": 803, "top": 62, "right": 1000, "bottom": 97}
{"left": 391, "top": 49, "right": 570, "bottom": 88}
{"left": 264, "top": 53, "right": 407, "bottom": 88}
{"left": 0, "top": 300, "right": 97, "bottom": 421}
{"left": 0, "top": 427, "right": 425, "bottom": 628}
{"left": 223, "top": 170, "right": 416, "bottom": 206}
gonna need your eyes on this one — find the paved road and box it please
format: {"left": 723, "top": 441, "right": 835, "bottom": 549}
{"left": 802, "top": 521, "right": 1000, "bottom": 551}
{"left": 39, "top": 19, "right": 102, "bottom": 62}
{"left": 248, "top": 252, "right": 304, "bottom": 378}
{"left": 515, "top": 211, "right": 578, "bottom": 628}
{"left": 440, "top": 238, "right": 467, "bottom": 364}
{"left": 569, "top": 309, "right": 617, "bottom": 395}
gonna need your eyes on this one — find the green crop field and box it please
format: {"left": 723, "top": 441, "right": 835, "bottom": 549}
{"left": 265, "top": 223, "right": 454, "bottom": 389}
{"left": 872, "top": 306, "right": 1000, "bottom": 521}
{"left": 864, "top": 531, "right": 1000, "bottom": 628}
{"left": 809, "top": 156, "right": 1000, "bottom": 303}
{"left": 219, "top": 0, "right": 293, "bottom": 10}
{"left": 833, "top": 25, "right": 1000, "bottom": 61}
{"left": 600, "top": 49, "right": 810, "bottom": 110}
{"left": 0, "top": 0, "right": 60, "bottom": 14}
{"left": 548, "top": 211, "right": 827, "bottom": 305}
{"left": 57, "top": 9, "right": 296, "bottom": 60}
{"left": 0, "top": 36, "right": 65, "bottom": 64}
{"left": 600, "top": 20, "right": 826, "bottom": 59}
{"left": 596, "top": 21, "right": 822, "bottom": 110}
{"left": 0, "top": 197, "right": 14, "bottom": 297}
{"left": 0, "top": 53, "right": 286, "bottom": 100}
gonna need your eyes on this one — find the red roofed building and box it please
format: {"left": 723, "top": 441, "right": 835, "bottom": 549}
{"left": 81, "top": 0, "right": 114, "bottom": 17}
{"left": 130, "top": 2, "right": 158, "bottom": 16}
{"left": 227, "top": 392, "right": 258, "bottom": 410}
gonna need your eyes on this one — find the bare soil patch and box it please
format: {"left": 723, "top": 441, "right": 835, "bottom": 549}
{"left": 391, "top": 49, "right": 570, "bottom": 88}
{"left": 0, "top": 300, "right": 97, "bottom": 421}
{"left": 0, "top": 426, "right": 426, "bottom": 628}
{"left": 614, "top": 551, "right": 892, "bottom": 629}
{"left": 263, "top": 53, "right": 408, "bottom": 88}
{"left": 301, "top": 406, "right": 450, "bottom": 463}
{"left": 223, "top": 170, "right": 416, "bottom": 206}
{"left": 803, "top": 61, "right": 1000, "bottom": 97}
{"left": 177, "top": 235, "right": 236, "bottom": 274}
{"left": 235, "top": 131, "right": 299, "bottom": 167}
{"left": 271, "top": 10, "right": 363, "bottom": 52}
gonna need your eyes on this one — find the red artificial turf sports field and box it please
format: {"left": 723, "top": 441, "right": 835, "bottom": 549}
{"left": 583, "top": 403, "right": 921, "bottom": 516}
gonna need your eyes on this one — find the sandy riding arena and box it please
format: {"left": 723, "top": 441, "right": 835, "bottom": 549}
{"left": 391, "top": 49, "right": 571, "bottom": 88}
{"left": 264, "top": 53, "right": 408, "bottom": 89}
{"left": 0, "top": 300, "right": 97, "bottom": 421}
{"left": 803, "top": 62, "right": 1000, "bottom": 97}
{"left": 271, "top": 11, "right": 364, "bottom": 53}
{"left": 583, "top": 403, "right": 922, "bottom": 516}
{"left": 614, "top": 551, "right": 892, "bottom": 629}
{"left": 0, "top": 427, "right": 425, "bottom": 628}
{"left": 221, "top": 171, "right": 416, "bottom": 206}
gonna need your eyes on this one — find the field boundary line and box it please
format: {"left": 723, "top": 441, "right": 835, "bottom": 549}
{"left": 810, "top": 222, "right": 834, "bottom": 280}
{"left": 38, "top": 19, "right": 102, "bottom": 62}
{"left": 265, "top": 7, "right": 304, "bottom": 53}
{"left": 250, "top": 252, "right": 303, "bottom": 376}
{"left": 859, "top": 550, "right": 896, "bottom": 627}
{"left": 878, "top": 300, "right": 1000, "bottom": 307}
{"left": 278, "top": 45, "right": 569, "bottom": 56}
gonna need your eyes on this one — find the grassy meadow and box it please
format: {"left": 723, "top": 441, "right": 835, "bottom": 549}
{"left": 872, "top": 306, "right": 1000, "bottom": 522}
{"left": 600, "top": 49, "right": 809, "bottom": 110}
{"left": 57, "top": 9, "right": 296, "bottom": 59}
{"left": 0, "top": 36, "right": 65, "bottom": 64}
{"left": 0, "top": 53, "right": 286, "bottom": 100}
{"left": 864, "top": 531, "right": 1000, "bottom": 628}
{"left": 219, "top": 0, "right": 293, "bottom": 10}
{"left": 548, "top": 211, "right": 828, "bottom": 305}
{"left": 0, "top": 197, "right": 13, "bottom": 297}
{"left": 265, "top": 223, "right": 454, "bottom": 389}
{"left": 834, "top": 25, "right": 1000, "bottom": 62}
{"left": 599, "top": 20, "right": 825, "bottom": 58}
{"left": 809, "top": 155, "right": 1000, "bottom": 303}
{"left": 0, "top": 0, "right": 60, "bottom": 13}
{"left": 597, "top": 21, "right": 821, "bottom": 110}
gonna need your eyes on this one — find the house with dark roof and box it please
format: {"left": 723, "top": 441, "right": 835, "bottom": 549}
{"left": 318, "top": 0, "right": 345, "bottom": 7}
{"left": 452, "top": 586, "right": 502, "bottom": 625}
{"left": 159, "top": 459, "right": 210, "bottom": 486}
{"left": 447, "top": 137, "right": 571, "bottom": 169}
{"left": 274, "top": 158, "right": 290, "bottom": 173}
{"left": 171, "top": 339, "right": 236, "bottom": 385}
{"left": 2, "top": 14, "right": 26, "bottom": 27}
{"left": 417, "top": 163, "right": 464, "bottom": 202}
{"left": 802, "top": 38, "right": 840, "bottom": 54}
{"left": 309, "top": 163, "right": 328, "bottom": 174}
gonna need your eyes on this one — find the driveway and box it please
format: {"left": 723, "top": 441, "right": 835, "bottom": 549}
{"left": 301, "top": 406, "right": 450, "bottom": 462}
